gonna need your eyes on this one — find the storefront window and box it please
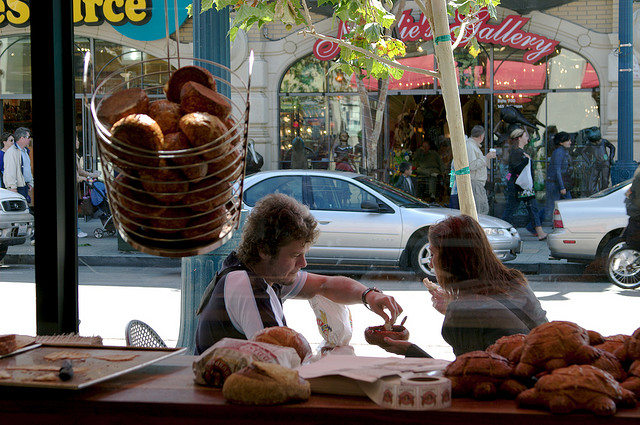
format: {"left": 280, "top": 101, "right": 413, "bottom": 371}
{"left": 2, "top": 99, "right": 32, "bottom": 132}
{"left": 490, "top": 44, "right": 601, "bottom": 222}
{"left": 548, "top": 49, "right": 594, "bottom": 90}
{"left": 454, "top": 49, "right": 489, "bottom": 89}
{"left": 494, "top": 51, "right": 547, "bottom": 91}
{"left": 281, "top": 55, "right": 326, "bottom": 93}
{"left": 0, "top": 31, "right": 183, "bottom": 345}
{"left": 0, "top": 36, "right": 31, "bottom": 94}
{"left": 328, "top": 67, "right": 358, "bottom": 93}
{"left": 74, "top": 38, "right": 91, "bottom": 94}
{"left": 279, "top": 94, "right": 362, "bottom": 170}
{"left": 391, "top": 54, "right": 436, "bottom": 91}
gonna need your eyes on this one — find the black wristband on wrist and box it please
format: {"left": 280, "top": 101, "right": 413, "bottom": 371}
{"left": 361, "top": 287, "right": 382, "bottom": 310}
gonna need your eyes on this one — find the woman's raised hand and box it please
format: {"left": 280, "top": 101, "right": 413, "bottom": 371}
{"left": 423, "top": 278, "right": 448, "bottom": 315}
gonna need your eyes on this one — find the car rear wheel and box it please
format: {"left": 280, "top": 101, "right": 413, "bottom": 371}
{"left": 602, "top": 236, "right": 626, "bottom": 267}
{"left": 607, "top": 244, "right": 640, "bottom": 289}
{"left": 410, "top": 234, "right": 436, "bottom": 280}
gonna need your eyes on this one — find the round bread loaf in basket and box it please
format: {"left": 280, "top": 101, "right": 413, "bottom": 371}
{"left": 90, "top": 58, "right": 249, "bottom": 257}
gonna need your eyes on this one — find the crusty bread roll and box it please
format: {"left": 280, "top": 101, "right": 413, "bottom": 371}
{"left": 251, "top": 326, "right": 312, "bottom": 363}
{"left": 97, "top": 87, "right": 149, "bottom": 127}
{"left": 0, "top": 334, "right": 17, "bottom": 355}
{"left": 180, "top": 81, "right": 232, "bottom": 119}
{"left": 178, "top": 112, "right": 228, "bottom": 154}
{"left": 184, "top": 176, "right": 233, "bottom": 212}
{"left": 207, "top": 143, "right": 242, "bottom": 181}
{"left": 164, "top": 65, "right": 217, "bottom": 103}
{"left": 149, "top": 99, "right": 181, "bottom": 134}
{"left": 112, "top": 175, "right": 167, "bottom": 216}
{"left": 222, "top": 361, "right": 311, "bottom": 405}
{"left": 138, "top": 161, "right": 189, "bottom": 203}
{"left": 181, "top": 207, "right": 232, "bottom": 242}
{"left": 111, "top": 113, "right": 164, "bottom": 152}
{"left": 163, "top": 132, "right": 208, "bottom": 181}
{"left": 147, "top": 207, "right": 195, "bottom": 234}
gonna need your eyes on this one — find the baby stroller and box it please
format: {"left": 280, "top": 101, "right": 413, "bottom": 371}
{"left": 88, "top": 180, "right": 116, "bottom": 238}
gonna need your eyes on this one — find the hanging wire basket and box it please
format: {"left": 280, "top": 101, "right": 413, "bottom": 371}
{"left": 89, "top": 56, "right": 251, "bottom": 257}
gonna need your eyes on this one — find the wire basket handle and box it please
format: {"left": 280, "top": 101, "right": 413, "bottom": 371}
{"left": 164, "top": 0, "right": 181, "bottom": 68}
{"left": 235, "top": 50, "right": 254, "bottom": 206}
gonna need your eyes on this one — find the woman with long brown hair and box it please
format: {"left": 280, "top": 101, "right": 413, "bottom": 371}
{"left": 383, "top": 214, "right": 548, "bottom": 357}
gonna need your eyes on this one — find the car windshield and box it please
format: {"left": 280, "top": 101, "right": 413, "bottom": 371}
{"left": 589, "top": 179, "right": 632, "bottom": 198}
{"left": 355, "top": 176, "right": 431, "bottom": 207}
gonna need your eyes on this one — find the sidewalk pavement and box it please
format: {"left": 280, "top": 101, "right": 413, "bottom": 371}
{"left": 3, "top": 218, "right": 592, "bottom": 276}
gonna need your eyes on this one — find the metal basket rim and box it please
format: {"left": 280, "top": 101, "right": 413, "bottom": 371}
{"left": 88, "top": 57, "right": 250, "bottom": 258}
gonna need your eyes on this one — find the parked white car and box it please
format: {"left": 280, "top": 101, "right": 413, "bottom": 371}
{"left": 548, "top": 179, "right": 630, "bottom": 266}
{"left": 242, "top": 170, "right": 522, "bottom": 278}
{"left": 0, "top": 188, "right": 34, "bottom": 261}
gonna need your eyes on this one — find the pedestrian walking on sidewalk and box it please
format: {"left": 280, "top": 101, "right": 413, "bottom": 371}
{"left": 501, "top": 128, "right": 547, "bottom": 240}
{"left": 466, "top": 125, "right": 496, "bottom": 215}
{"left": 544, "top": 131, "right": 573, "bottom": 221}
{"left": 0, "top": 132, "right": 14, "bottom": 188}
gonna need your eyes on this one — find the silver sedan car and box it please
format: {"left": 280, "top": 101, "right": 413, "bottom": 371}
{"left": 548, "top": 179, "right": 631, "bottom": 265}
{"left": 0, "top": 188, "right": 34, "bottom": 262}
{"left": 242, "top": 170, "right": 522, "bottom": 278}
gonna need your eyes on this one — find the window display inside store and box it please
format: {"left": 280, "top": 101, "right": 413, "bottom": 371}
{"left": 334, "top": 131, "right": 355, "bottom": 172}
{"left": 279, "top": 93, "right": 362, "bottom": 171}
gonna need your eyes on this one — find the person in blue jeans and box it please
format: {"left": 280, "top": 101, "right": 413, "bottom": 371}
{"left": 501, "top": 128, "right": 547, "bottom": 240}
{"left": 544, "top": 131, "right": 573, "bottom": 221}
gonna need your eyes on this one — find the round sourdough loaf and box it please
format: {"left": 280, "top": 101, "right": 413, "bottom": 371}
{"left": 222, "top": 361, "right": 311, "bottom": 405}
{"left": 251, "top": 326, "right": 312, "bottom": 363}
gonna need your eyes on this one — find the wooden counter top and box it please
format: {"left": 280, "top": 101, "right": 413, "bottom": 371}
{"left": 0, "top": 355, "right": 639, "bottom": 425}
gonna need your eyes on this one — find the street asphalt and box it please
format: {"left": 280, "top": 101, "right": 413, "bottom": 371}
{"left": 3, "top": 217, "right": 598, "bottom": 277}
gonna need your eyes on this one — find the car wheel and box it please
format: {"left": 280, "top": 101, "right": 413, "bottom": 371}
{"left": 0, "top": 245, "right": 7, "bottom": 262}
{"left": 607, "top": 245, "right": 640, "bottom": 290}
{"left": 94, "top": 228, "right": 104, "bottom": 239}
{"left": 410, "top": 234, "right": 436, "bottom": 280}
{"left": 602, "top": 236, "right": 626, "bottom": 265}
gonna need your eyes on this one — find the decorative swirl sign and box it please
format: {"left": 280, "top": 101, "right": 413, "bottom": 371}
{"left": 314, "top": 8, "right": 560, "bottom": 64}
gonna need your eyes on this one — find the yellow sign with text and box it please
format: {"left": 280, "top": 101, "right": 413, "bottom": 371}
{"left": 0, "top": 0, "right": 151, "bottom": 28}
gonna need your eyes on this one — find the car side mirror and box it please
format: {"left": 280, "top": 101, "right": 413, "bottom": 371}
{"left": 361, "top": 200, "right": 379, "bottom": 211}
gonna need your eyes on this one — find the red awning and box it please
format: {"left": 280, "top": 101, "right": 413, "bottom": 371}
{"left": 350, "top": 55, "right": 435, "bottom": 90}
{"left": 581, "top": 63, "right": 598, "bottom": 88}
{"left": 494, "top": 60, "right": 547, "bottom": 90}
{"left": 349, "top": 56, "right": 597, "bottom": 93}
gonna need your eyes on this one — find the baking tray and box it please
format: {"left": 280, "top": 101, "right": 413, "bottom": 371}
{"left": 0, "top": 344, "right": 187, "bottom": 389}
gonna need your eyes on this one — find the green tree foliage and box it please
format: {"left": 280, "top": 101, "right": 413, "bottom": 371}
{"left": 198, "top": 0, "right": 500, "bottom": 81}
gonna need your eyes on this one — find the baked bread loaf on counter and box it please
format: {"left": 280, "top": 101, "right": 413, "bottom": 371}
{"left": 251, "top": 326, "right": 312, "bottom": 362}
{"left": 0, "top": 334, "right": 17, "bottom": 355}
{"left": 222, "top": 361, "right": 311, "bottom": 405}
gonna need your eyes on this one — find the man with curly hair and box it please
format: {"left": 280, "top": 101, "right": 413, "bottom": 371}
{"left": 194, "top": 193, "right": 403, "bottom": 354}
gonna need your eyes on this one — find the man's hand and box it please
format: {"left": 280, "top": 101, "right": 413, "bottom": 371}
{"left": 486, "top": 151, "right": 497, "bottom": 160}
{"left": 560, "top": 188, "right": 567, "bottom": 195}
{"left": 365, "top": 290, "right": 403, "bottom": 326}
